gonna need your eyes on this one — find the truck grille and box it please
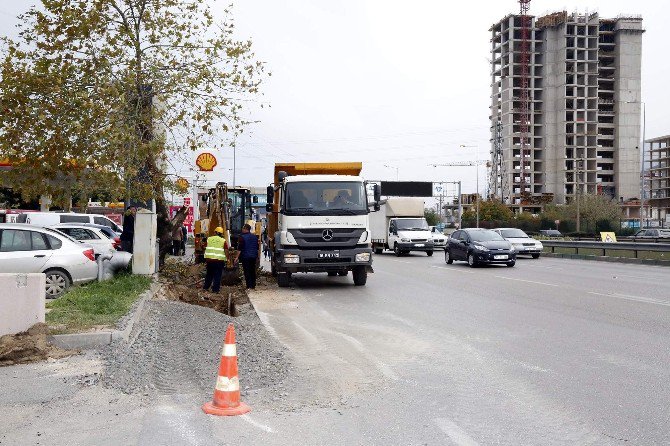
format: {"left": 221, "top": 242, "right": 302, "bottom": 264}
{"left": 304, "top": 257, "right": 353, "bottom": 264}
{"left": 288, "top": 228, "right": 364, "bottom": 249}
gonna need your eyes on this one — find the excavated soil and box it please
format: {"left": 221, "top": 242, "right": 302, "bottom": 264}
{"left": 157, "top": 260, "right": 251, "bottom": 316}
{"left": 0, "top": 323, "right": 75, "bottom": 366}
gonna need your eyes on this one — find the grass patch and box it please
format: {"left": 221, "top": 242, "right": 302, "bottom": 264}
{"left": 46, "top": 273, "right": 152, "bottom": 334}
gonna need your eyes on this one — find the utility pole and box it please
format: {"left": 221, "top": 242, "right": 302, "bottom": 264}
{"left": 457, "top": 181, "right": 462, "bottom": 229}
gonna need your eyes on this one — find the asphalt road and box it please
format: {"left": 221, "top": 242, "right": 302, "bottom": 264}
{"left": 238, "top": 253, "right": 670, "bottom": 445}
{"left": 2, "top": 254, "right": 669, "bottom": 445}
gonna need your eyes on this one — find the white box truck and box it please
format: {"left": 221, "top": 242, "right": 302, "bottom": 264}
{"left": 370, "top": 198, "right": 434, "bottom": 256}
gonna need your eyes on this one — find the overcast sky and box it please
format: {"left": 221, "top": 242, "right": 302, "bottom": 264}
{"left": 1, "top": 1, "right": 668, "bottom": 198}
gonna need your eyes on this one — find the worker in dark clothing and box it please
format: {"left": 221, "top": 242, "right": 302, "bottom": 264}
{"left": 120, "top": 206, "right": 136, "bottom": 253}
{"left": 180, "top": 224, "right": 188, "bottom": 255}
{"left": 235, "top": 223, "right": 259, "bottom": 289}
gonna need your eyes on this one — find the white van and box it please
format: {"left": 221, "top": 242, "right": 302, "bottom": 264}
{"left": 16, "top": 212, "right": 123, "bottom": 235}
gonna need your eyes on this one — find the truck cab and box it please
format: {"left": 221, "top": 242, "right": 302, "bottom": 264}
{"left": 370, "top": 197, "right": 434, "bottom": 256}
{"left": 267, "top": 163, "right": 379, "bottom": 287}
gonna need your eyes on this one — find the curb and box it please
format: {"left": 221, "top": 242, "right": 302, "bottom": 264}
{"left": 47, "top": 276, "right": 160, "bottom": 350}
{"left": 543, "top": 252, "right": 670, "bottom": 267}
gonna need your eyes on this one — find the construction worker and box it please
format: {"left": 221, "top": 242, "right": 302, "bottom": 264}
{"left": 203, "top": 227, "right": 227, "bottom": 293}
{"left": 235, "top": 223, "right": 260, "bottom": 289}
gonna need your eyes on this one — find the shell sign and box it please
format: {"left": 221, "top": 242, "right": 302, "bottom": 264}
{"left": 195, "top": 152, "right": 217, "bottom": 172}
{"left": 176, "top": 177, "right": 190, "bottom": 190}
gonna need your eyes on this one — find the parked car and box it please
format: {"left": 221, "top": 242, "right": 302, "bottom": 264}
{"left": 52, "top": 224, "right": 118, "bottom": 257}
{"left": 445, "top": 228, "right": 516, "bottom": 267}
{"left": 16, "top": 212, "right": 122, "bottom": 235}
{"left": 633, "top": 228, "right": 670, "bottom": 239}
{"left": 0, "top": 224, "right": 98, "bottom": 298}
{"left": 539, "top": 229, "right": 562, "bottom": 238}
{"left": 492, "top": 228, "right": 543, "bottom": 259}
{"left": 429, "top": 226, "right": 447, "bottom": 249}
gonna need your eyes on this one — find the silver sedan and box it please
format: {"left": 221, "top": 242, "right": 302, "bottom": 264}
{"left": 0, "top": 224, "right": 98, "bottom": 298}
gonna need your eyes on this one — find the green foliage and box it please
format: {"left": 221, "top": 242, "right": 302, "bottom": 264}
{"left": 46, "top": 273, "right": 152, "bottom": 333}
{"left": 424, "top": 208, "right": 439, "bottom": 226}
{"left": 462, "top": 199, "right": 513, "bottom": 222}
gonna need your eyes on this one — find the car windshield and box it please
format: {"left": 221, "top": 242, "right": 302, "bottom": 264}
{"left": 500, "top": 229, "right": 528, "bottom": 238}
{"left": 469, "top": 230, "right": 505, "bottom": 242}
{"left": 284, "top": 181, "right": 367, "bottom": 216}
{"left": 396, "top": 219, "right": 429, "bottom": 231}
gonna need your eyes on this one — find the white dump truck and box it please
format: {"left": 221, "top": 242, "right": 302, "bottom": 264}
{"left": 370, "top": 197, "right": 434, "bottom": 256}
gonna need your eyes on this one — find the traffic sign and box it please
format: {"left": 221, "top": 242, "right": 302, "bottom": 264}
{"left": 432, "top": 182, "right": 447, "bottom": 197}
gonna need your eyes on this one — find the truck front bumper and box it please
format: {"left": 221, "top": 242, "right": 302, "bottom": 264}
{"left": 396, "top": 242, "right": 435, "bottom": 252}
{"left": 276, "top": 247, "right": 374, "bottom": 273}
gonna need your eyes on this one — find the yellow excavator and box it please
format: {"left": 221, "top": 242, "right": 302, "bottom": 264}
{"left": 193, "top": 182, "right": 261, "bottom": 266}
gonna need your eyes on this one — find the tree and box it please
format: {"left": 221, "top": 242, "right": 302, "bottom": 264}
{"left": 565, "top": 195, "right": 621, "bottom": 233}
{"left": 1, "top": 1, "right": 267, "bottom": 264}
{"left": 462, "top": 199, "right": 513, "bottom": 222}
{"left": 424, "top": 208, "right": 439, "bottom": 226}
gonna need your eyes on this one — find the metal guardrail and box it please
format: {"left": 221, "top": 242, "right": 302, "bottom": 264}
{"left": 569, "top": 236, "right": 670, "bottom": 244}
{"left": 542, "top": 240, "right": 670, "bottom": 258}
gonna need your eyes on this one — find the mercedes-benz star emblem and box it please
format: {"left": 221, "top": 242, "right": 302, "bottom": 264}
{"left": 322, "top": 229, "right": 334, "bottom": 241}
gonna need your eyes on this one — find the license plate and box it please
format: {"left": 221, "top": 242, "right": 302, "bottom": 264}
{"left": 414, "top": 244, "right": 425, "bottom": 247}
{"left": 494, "top": 255, "right": 508, "bottom": 260}
{"left": 318, "top": 252, "right": 340, "bottom": 259}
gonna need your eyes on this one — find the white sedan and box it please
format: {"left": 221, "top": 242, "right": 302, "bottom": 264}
{"left": 0, "top": 224, "right": 98, "bottom": 297}
{"left": 492, "top": 228, "right": 543, "bottom": 259}
{"left": 429, "top": 226, "right": 447, "bottom": 249}
{"left": 52, "top": 224, "right": 117, "bottom": 258}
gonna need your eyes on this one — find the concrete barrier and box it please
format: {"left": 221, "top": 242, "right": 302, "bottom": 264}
{"left": 0, "top": 273, "right": 45, "bottom": 336}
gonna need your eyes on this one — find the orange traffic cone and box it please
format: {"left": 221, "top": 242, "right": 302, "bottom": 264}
{"left": 202, "top": 323, "right": 251, "bottom": 416}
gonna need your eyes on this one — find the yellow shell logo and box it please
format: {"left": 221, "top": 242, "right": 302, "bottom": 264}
{"left": 196, "top": 152, "right": 217, "bottom": 172}
{"left": 176, "top": 177, "right": 189, "bottom": 191}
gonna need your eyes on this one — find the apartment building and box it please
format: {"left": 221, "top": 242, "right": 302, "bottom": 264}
{"left": 489, "top": 11, "right": 644, "bottom": 212}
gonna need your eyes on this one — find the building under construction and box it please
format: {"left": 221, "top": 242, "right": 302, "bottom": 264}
{"left": 489, "top": 8, "right": 644, "bottom": 212}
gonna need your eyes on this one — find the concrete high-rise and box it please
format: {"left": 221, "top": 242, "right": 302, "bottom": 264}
{"left": 489, "top": 11, "right": 644, "bottom": 212}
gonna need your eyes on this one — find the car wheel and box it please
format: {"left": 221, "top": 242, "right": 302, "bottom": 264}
{"left": 352, "top": 266, "right": 367, "bottom": 286}
{"left": 337, "top": 271, "right": 348, "bottom": 276}
{"left": 277, "top": 273, "right": 290, "bottom": 287}
{"left": 426, "top": 251, "right": 433, "bottom": 257}
{"left": 531, "top": 254, "right": 540, "bottom": 259}
{"left": 467, "top": 253, "right": 477, "bottom": 268}
{"left": 394, "top": 243, "right": 401, "bottom": 257}
{"left": 327, "top": 271, "right": 337, "bottom": 277}
{"left": 506, "top": 261, "right": 516, "bottom": 267}
{"left": 445, "top": 249, "right": 453, "bottom": 264}
{"left": 44, "top": 269, "right": 70, "bottom": 298}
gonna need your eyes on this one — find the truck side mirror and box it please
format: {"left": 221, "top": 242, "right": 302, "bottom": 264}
{"left": 252, "top": 195, "right": 258, "bottom": 204}
{"left": 265, "top": 203, "right": 273, "bottom": 213}
{"left": 266, "top": 185, "right": 274, "bottom": 204}
{"left": 277, "top": 171, "right": 288, "bottom": 183}
{"left": 373, "top": 184, "right": 381, "bottom": 202}
{"left": 374, "top": 203, "right": 380, "bottom": 212}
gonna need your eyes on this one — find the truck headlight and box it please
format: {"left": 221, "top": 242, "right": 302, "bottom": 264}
{"left": 400, "top": 238, "right": 411, "bottom": 242}
{"left": 284, "top": 254, "right": 300, "bottom": 264}
{"left": 355, "top": 252, "right": 371, "bottom": 262}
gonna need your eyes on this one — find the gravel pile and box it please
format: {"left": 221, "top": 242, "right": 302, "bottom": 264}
{"left": 103, "top": 299, "right": 292, "bottom": 400}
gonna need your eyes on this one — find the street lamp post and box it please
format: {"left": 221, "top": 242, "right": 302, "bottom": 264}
{"left": 383, "top": 164, "right": 399, "bottom": 181}
{"left": 460, "top": 145, "right": 480, "bottom": 228}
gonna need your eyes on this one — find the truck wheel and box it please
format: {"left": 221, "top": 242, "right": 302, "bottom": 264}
{"left": 352, "top": 266, "right": 367, "bottom": 286}
{"left": 277, "top": 273, "right": 290, "bottom": 287}
{"left": 374, "top": 247, "right": 383, "bottom": 254}
{"left": 394, "top": 244, "right": 402, "bottom": 257}
{"left": 327, "top": 271, "right": 337, "bottom": 277}
{"left": 426, "top": 251, "right": 433, "bottom": 257}
{"left": 337, "top": 271, "right": 348, "bottom": 276}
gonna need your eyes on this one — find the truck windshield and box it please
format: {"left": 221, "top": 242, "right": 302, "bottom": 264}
{"left": 396, "top": 219, "right": 429, "bottom": 231}
{"left": 284, "top": 181, "right": 367, "bottom": 216}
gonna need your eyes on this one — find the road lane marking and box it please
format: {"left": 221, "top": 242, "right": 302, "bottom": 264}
{"left": 430, "top": 265, "right": 475, "bottom": 273}
{"left": 324, "top": 329, "right": 399, "bottom": 381}
{"left": 587, "top": 291, "right": 670, "bottom": 307}
{"left": 434, "top": 418, "right": 479, "bottom": 446}
{"left": 493, "top": 276, "right": 560, "bottom": 287}
{"left": 292, "top": 321, "right": 321, "bottom": 344}
{"left": 240, "top": 414, "right": 276, "bottom": 433}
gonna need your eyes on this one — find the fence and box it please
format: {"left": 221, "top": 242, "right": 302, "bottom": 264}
{"left": 542, "top": 240, "right": 670, "bottom": 260}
